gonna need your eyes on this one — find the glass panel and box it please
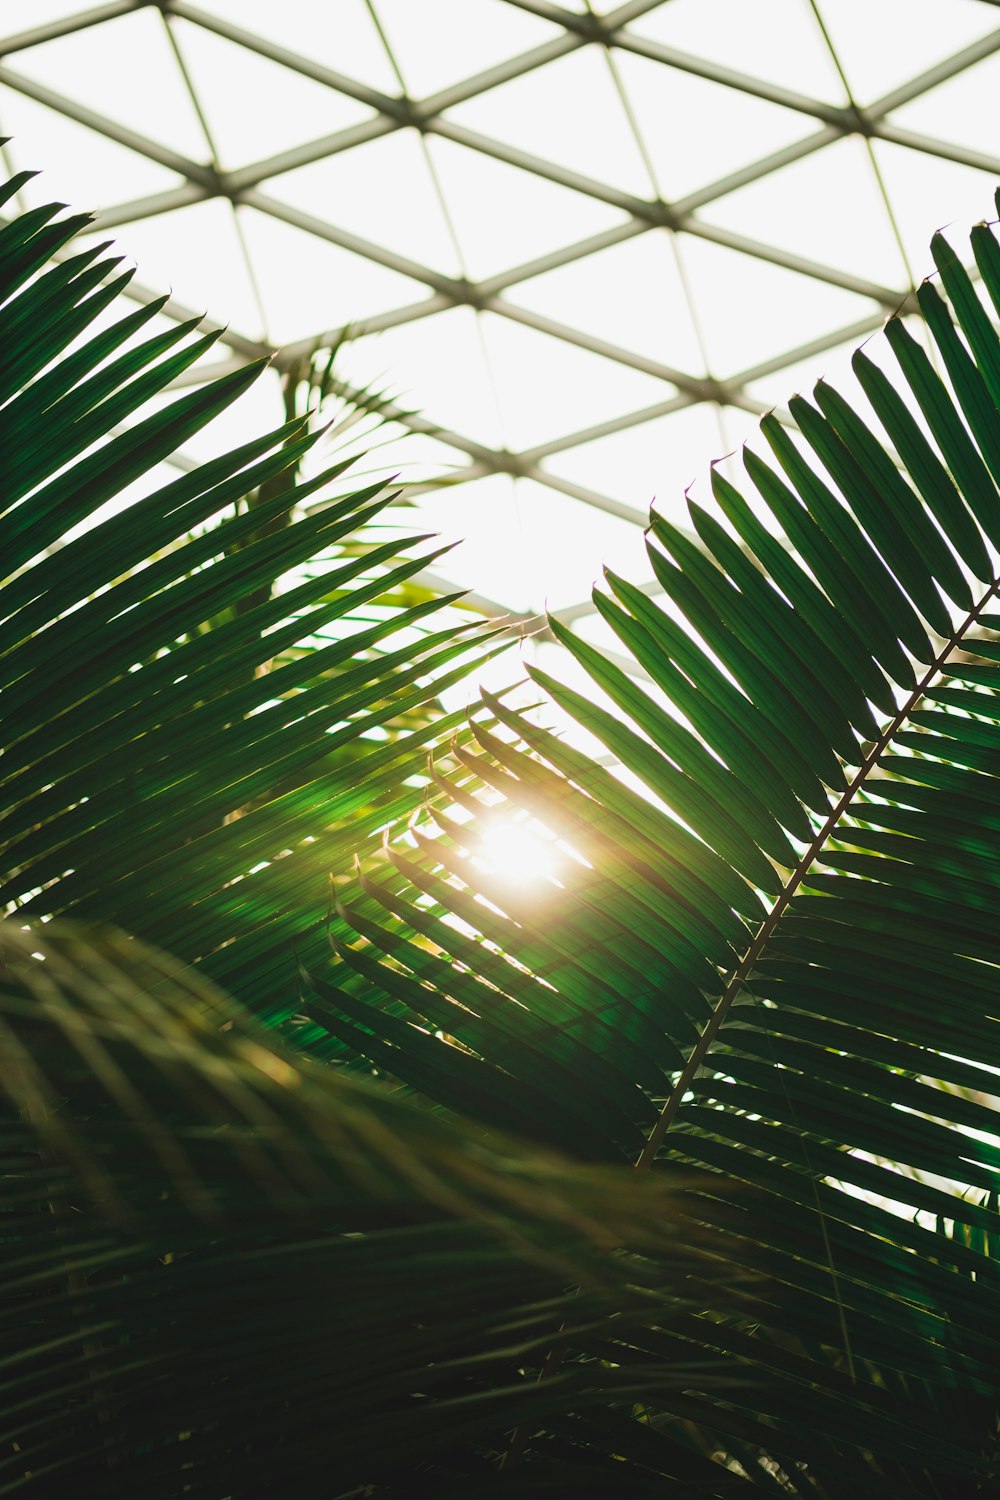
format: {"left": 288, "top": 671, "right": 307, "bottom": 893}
{"left": 344, "top": 305, "right": 504, "bottom": 449}
{"left": 372, "top": 0, "right": 562, "bottom": 98}
{"left": 424, "top": 133, "right": 629, "bottom": 281}
{"left": 814, "top": 0, "right": 998, "bottom": 105}
{"left": 442, "top": 43, "right": 651, "bottom": 198}
{"left": 886, "top": 49, "right": 1000, "bottom": 158}
{"left": 92, "top": 198, "right": 267, "bottom": 339}
{"left": 699, "top": 134, "right": 910, "bottom": 288}
{"left": 477, "top": 310, "right": 674, "bottom": 453}
{"left": 0, "top": 84, "right": 182, "bottom": 209}
{"left": 179, "top": 0, "right": 400, "bottom": 94}
{"left": 171, "top": 16, "right": 374, "bottom": 171}
{"left": 410, "top": 471, "right": 533, "bottom": 609}
{"left": 509, "top": 227, "right": 707, "bottom": 375}
{"left": 625, "top": 0, "right": 846, "bottom": 103}
{"left": 869, "top": 138, "right": 999, "bottom": 274}
{"left": 507, "top": 478, "right": 651, "bottom": 611}
{"left": 237, "top": 204, "right": 428, "bottom": 346}
{"left": 265, "top": 127, "right": 461, "bottom": 277}
{"left": 541, "top": 402, "right": 754, "bottom": 524}
{"left": 0, "top": 1, "right": 99, "bottom": 28}
{"left": 12, "top": 8, "right": 209, "bottom": 159}
{"left": 676, "top": 229, "right": 877, "bottom": 376}
{"left": 613, "top": 47, "right": 818, "bottom": 204}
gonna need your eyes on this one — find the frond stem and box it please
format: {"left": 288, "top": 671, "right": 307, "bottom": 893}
{"left": 636, "top": 576, "right": 1000, "bottom": 1169}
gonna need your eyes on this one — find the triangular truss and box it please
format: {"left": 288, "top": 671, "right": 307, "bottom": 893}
{"left": 2, "top": 0, "right": 999, "bottom": 634}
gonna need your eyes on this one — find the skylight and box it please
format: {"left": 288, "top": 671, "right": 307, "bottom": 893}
{"left": 1, "top": 0, "right": 997, "bottom": 634}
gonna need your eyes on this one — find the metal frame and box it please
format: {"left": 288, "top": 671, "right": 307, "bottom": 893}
{"left": 2, "top": 0, "right": 997, "bottom": 626}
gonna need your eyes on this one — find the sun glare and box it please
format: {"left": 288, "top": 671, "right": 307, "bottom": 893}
{"left": 474, "top": 819, "right": 558, "bottom": 886}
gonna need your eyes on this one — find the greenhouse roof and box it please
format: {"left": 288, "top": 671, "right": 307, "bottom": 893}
{"left": 2, "top": 0, "right": 998, "bottom": 641}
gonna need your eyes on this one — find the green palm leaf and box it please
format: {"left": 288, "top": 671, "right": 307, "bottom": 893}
{"left": 317, "top": 200, "right": 1000, "bottom": 1490}
{"left": 0, "top": 920, "right": 762, "bottom": 1498}
{"left": 0, "top": 170, "right": 494, "bottom": 1025}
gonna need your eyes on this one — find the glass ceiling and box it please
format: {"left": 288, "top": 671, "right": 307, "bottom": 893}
{"left": 2, "top": 0, "right": 999, "bottom": 659}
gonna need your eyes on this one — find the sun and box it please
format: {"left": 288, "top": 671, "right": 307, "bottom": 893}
{"left": 473, "top": 818, "right": 558, "bottom": 886}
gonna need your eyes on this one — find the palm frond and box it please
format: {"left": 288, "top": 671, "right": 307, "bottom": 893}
{"left": 0, "top": 172, "right": 494, "bottom": 1022}
{"left": 316, "top": 201, "right": 1000, "bottom": 1490}
{"left": 1, "top": 920, "right": 764, "bottom": 1498}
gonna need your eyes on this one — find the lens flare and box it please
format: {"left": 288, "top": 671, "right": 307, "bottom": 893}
{"left": 474, "top": 819, "right": 557, "bottom": 885}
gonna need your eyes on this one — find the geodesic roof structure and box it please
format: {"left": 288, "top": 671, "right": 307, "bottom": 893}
{"left": 2, "top": 0, "right": 999, "bottom": 650}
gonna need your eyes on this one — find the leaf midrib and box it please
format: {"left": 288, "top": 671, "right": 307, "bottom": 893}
{"left": 635, "top": 574, "right": 1000, "bottom": 1170}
